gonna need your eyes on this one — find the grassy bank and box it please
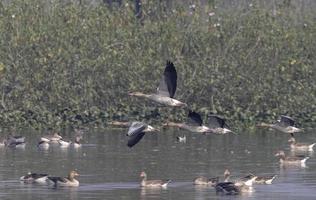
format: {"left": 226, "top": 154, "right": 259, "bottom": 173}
{"left": 0, "top": 0, "right": 315, "bottom": 129}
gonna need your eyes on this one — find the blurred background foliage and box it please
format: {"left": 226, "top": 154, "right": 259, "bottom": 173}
{"left": 0, "top": 0, "right": 315, "bottom": 130}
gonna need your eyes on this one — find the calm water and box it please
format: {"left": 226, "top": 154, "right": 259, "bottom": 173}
{"left": 0, "top": 127, "right": 316, "bottom": 199}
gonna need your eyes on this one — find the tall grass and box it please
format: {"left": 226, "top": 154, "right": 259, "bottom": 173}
{"left": 0, "top": 0, "right": 315, "bottom": 129}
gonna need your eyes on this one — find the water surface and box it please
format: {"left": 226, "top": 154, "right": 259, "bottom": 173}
{"left": 0, "top": 127, "right": 316, "bottom": 199}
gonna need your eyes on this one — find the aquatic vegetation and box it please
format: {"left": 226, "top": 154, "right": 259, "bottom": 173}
{"left": 0, "top": 0, "right": 315, "bottom": 129}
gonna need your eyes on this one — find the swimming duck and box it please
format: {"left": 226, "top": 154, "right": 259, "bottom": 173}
{"left": 71, "top": 135, "right": 82, "bottom": 148}
{"left": 41, "top": 132, "right": 62, "bottom": 143}
{"left": 129, "top": 61, "right": 186, "bottom": 107}
{"left": 7, "top": 134, "right": 25, "bottom": 143}
{"left": 20, "top": 172, "right": 48, "bottom": 184}
{"left": 58, "top": 139, "right": 71, "bottom": 148}
{"left": 193, "top": 176, "right": 219, "bottom": 186}
{"left": 126, "top": 121, "right": 158, "bottom": 148}
{"left": 288, "top": 137, "right": 315, "bottom": 152}
{"left": 196, "top": 169, "right": 230, "bottom": 186}
{"left": 253, "top": 174, "right": 277, "bottom": 184}
{"left": 207, "top": 114, "right": 234, "bottom": 134}
{"left": 140, "top": 171, "right": 171, "bottom": 188}
{"left": 257, "top": 115, "right": 302, "bottom": 135}
{"left": 163, "top": 111, "right": 212, "bottom": 133}
{"left": 236, "top": 174, "right": 258, "bottom": 186}
{"left": 275, "top": 150, "right": 309, "bottom": 166}
{"left": 38, "top": 139, "right": 50, "bottom": 150}
{"left": 47, "top": 170, "right": 79, "bottom": 187}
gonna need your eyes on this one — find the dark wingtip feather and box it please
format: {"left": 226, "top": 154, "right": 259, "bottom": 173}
{"left": 188, "top": 110, "right": 203, "bottom": 126}
{"left": 127, "top": 132, "right": 145, "bottom": 148}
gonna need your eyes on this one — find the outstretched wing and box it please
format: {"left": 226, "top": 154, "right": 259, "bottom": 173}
{"left": 187, "top": 111, "right": 203, "bottom": 126}
{"left": 279, "top": 115, "right": 295, "bottom": 126}
{"left": 157, "top": 61, "right": 177, "bottom": 98}
{"left": 207, "top": 114, "right": 229, "bottom": 128}
{"left": 127, "top": 132, "right": 145, "bottom": 148}
{"left": 127, "top": 122, "right": 147, "bottom": 136}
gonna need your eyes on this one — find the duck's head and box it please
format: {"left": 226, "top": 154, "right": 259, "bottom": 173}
{"left": 140, "top": 171, "right": 147, "bottom": 178}
{"left": 53, "top": 132, "right": 63, "bottom": 139}
{"left": 69, "top": 170, "right": 79, "bottom": 179}
{"left": 275, "top": 150, "right": 285, "bottom": 157}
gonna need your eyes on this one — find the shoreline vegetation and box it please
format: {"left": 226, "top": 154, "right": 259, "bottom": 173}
{"left": 0, "top": 0, "right": 315, "bottom": 130}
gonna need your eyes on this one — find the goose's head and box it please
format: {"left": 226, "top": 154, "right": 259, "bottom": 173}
{"left": 140, "top": 171, "right": 147, "bottom": 178}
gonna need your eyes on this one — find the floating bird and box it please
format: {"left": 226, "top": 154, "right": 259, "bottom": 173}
{"left": 176, "top": 135, "right": 186, "bottom": 143}
{"left": 7, "top": 134, "right": 25, "bottom": 143}
{"left": 58, "top": 139, "right": 71, "bottom": 148}
{"left": 140, "top": 171, "right": 171, "bottom": 188}
{"left": 126, "top": 121, "right": 158, "bottom": 148}
{"left": 193, "top": 176, "right": 219, "bottom": 186}
{"left": 41, "top": 132, "right": 62, "bottom": 143}
{"left": 20, "top": 172, "right": 48, "bottom": 184}
{"left": 275, "top": 150, "right": 309, "bottom": 166}
{"left": 257, "top": 115, "right": 302, "bottom": 136}
{"left": 195, "top": 169, "right": 229, "bottom": 186}
{"left": 163, "top": 111, "right": 212, "bottom": 133}
{"left": 47, "top": 170, "right": 79, "bottom": 187}
{"left": 252, "top": 174, "right": 277, "bottom": 184}
{"left": 207, "top": 114, "right": 234, "bottom": 134}
{"left": 38, "top": 139, "right": 50, "bottom": 150}
{"left": 288, "top": 137, "right": 315, "bottom": 152}
{"left": 71, "top": 135, "right": 82, "bottom": 148}
{"left": 214, "top": 181, "right": 253, "bottom": 195}
{"left": 129, "top": 61, "right": 186, "bottom": 107}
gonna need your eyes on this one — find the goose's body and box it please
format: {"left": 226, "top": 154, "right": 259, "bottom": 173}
{"left": 140, "top": 171, "right": 171, "bottom": 188}
{"left": 129, "top": 61, "right": 186, "bottom": 107}
{"left": 275, "top": 150, "right": 309, "bottom": 166}
{"left": 193, "top": 176, "right": 219, "bottom": 186}
{"left": 215, "top": 181, "right": 253, "bottom": 195}
{"left": 7, "top": 135, "right": 25, "bottom": 143}
{"left": 254, "top": 175, "right": 277, "bottom": 184}
{"left": 38, "top": 140, "right": 49, "bottom": 149}
{"left": 20, "top": 172, "right": 48, "bottom": 184}
{"left": 7, "top": 141, "right": 26, "bottom": 148}
{"left": 164, "top": 111, "right": 212, "bottom": 133}
{"left": 47, "top": 171, "right": 79, "bottom": 187}
{"left": 41, "top": 133, "right": 62, "bottom": 143}
{"left": 58, "top": 139, "right": 71, "bottom": 148}
{"left": 207, "top": 115, "right": 234, "bottom": 134}
{"left": 258, "top": 115, "right": 302, "bottom": 135}
{"left": 126, "top": 122, "right": 158, "bottom": 148}
{"left": 288, "top": 137, "right": 315, "bottom": 152}
{"left": 236, "top": 174, "right": 257, "bottom": 187}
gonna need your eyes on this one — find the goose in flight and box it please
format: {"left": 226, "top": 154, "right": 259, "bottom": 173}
{"left": 163, "top": 111, "right": 212, "bottom": 133}
{"left": 257, "top": 115, "right": 302, "bottom": 136}
{"left": 129, "top": 61, "right": 186, "bottom": 107}
{"left": 126, "top": 121, "right": 158, "bottom": 147}
{"left": 207, "top": 114, "right": 234, "bottom": 134}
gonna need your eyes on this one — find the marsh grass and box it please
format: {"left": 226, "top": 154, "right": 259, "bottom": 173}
{"left": 0, "top": 0, "right": 315, "bottom": 129}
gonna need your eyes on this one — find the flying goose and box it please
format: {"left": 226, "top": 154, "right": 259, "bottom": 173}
{"left": 126, "top": 122, "right": 158, "bottom": 147}
{"left": 207, "top": 114, "right": 234, "bottom": 134}
{"left": 163, "top": 111, "right": 212, "bottom": 133}
{"left": 129, "top": 61, "right": 186, "bottom": 107}
{"left": 257, "top": 115, "right": 302, "bottom": 135}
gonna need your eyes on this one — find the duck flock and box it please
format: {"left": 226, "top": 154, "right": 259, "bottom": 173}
{"left": 4, "top": 61, "right": 314, "bottom": 195}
